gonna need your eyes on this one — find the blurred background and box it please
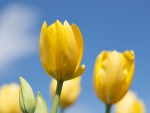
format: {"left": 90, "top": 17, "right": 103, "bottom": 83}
{"left": 0, "top": 1, "right": 150, "bottom": 113}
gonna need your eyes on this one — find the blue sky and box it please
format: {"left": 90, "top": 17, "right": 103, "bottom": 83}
{"left": 0, "top": 1, "right": 150, "bottom": 113}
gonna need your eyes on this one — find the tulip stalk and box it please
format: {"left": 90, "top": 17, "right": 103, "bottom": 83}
{"left": 51, "top": 80, "right": 64, "bottom": 113}
{"left": 105, "top": 104, "right": 111, "bottom": 113}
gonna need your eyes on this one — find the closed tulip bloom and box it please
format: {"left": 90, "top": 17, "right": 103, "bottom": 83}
{"left": 0, "top": 83, "right": 21, "bottom": 113}
{"left": 93, "top": 50, "right": 135, "bottom": 104}
{"left": 50, "top": 77, "right": 81, "bottom": 108}
{"left": 39, "top": 20, "right": 85, "bottom": 81}
{"left": 115, "top": 91, "right": 145, "bottom": 113}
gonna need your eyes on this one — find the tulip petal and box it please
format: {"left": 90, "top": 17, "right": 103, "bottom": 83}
{"left": 123, "top": 50, "right": 134, "bottom": 61}
{"left": 40, "top": 21, "right": 58, "bottom": 79}
{"left": 71, "top": 24, "right": 84, "bottom": 68}
{"left": 65, "top": 65, "right": 85, "bottom": 80}
{"left": 51, "top": 20, "right": 64, "bottom": 79}
{"left": 123, "top": 50, "right": 135, "bottom": 93}
{"left": 59, "top": 20, "right": 78, "bottom": 79}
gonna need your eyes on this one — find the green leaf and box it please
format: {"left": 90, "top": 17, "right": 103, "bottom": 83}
{"left": 35, "top": 92, "right": 49, "bottom": 113}
{"left": 19, "top": 76, "right": 35, "bottom": 113}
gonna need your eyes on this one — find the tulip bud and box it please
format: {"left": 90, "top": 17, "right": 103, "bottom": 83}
{"left": 34, "top": 92, "right": 48, "bottom": 113}
{"left": 39, "top": 20, "right": 85, "bottom": 81}
{"left": 0, "top": 83, "right": 21, "bottom": 113}
{"left": 93, "top": 50, "right": 135, "bottom": 104}
{"left": 115, "top": 91, "right": 146, "bottom": 113}
{"left": 50, "top": 77, "right": 81, "bottom": 108}
{"left": 19, "top": 77, "right": 35, "bottom": 113}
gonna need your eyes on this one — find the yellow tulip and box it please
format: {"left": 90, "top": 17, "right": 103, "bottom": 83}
{"left": 93, "top": 50, "right": 135, "bottom": 104}
{"left": 0, "top": 83, "right": 21, "bottom": 113}
{"left": 50, "top": 77, "right": 81, "bottom": 108}
{"left": 115, "top": 91, "right": 146, "bottom": 113}
{"left": 39, "top": 20, "right": 85, "bottom": 81}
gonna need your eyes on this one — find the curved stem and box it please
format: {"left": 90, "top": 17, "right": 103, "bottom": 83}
{"left": 105, "top": 104, "right": 111, "bottom": 113}
{"left": 51, "top": 80, "right": 63, "bottom": 113}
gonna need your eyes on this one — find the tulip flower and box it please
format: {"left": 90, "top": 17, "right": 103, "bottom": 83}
{"left": 39, "top": 20, "right": 85, "bottom": 113}
{"left": 50, "top": 77, "right": 81, "bottom": 110}
{"left": 115, "top": 91, "right": 146, "bottom": 113}
{"left": 39, "top": 20, "right": 85, "bottom": 81}
{"left": 93, "top": 50, "right": 135, "bottom": 113}
{"left": 0, "top": 83, "right": 21, "bottom": 113}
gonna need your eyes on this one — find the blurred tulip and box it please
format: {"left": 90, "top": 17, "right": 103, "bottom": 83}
{"left": 39, "top": 20, "right": 85, "bottom": 81}
{"left": 0, "top": 83, "right": 21, "bottom": 113}
{"left": 50, "top": 77, "right": 81, "bottom": 108}
{"left": 115, "top": 91, "right": 146, "bottom": 113}
{"left": 93, "top": 50, "right": 135, "bottom": 104}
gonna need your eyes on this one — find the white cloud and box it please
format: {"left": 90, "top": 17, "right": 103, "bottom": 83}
{"left": 0, "top": 4, "right": 38, "bottom": 72}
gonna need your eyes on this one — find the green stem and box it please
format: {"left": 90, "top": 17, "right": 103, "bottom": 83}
{"left": 60, "top": 107, "right": 65, "bottom": 113}
{"left": 105, "top": 104, "right": 111, "bottom": 113}
{"left": 51, "top": 80, "right": 64, "bottom": 113}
